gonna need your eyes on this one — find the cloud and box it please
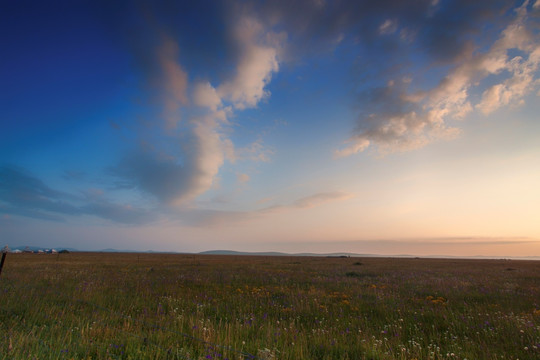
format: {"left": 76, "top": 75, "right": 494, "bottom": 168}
{"left": 217, "top": 15, "right": 284, "bottom": 109}
{"left": 337, "top": 1, "right": 540, "bottom": 156}
{"left": 111, "top": 146, "right": 190, "bottom": 205}
{"left": 0, "top": 164, "right": 355, "bottom": 228}
{"left": 157, "top": 35, "right": 189, "bottom": 128}
{"left": 293, "top": 191, "right": 353, "bottom": 208}
{"left": 0, "top": 165, "right": 82, "bottom": 219}
{"left": 111, "top": 117, "right": 230, "bottom": 206}
{"left": 379, "top": 19, "right": 398, "bottom": 35}
{"left": 256, "top": 0, "right": 511, "bottom": 63}
{"left": 335, "top": 77, "right": 462, "bottom": 156}
{"left": 0, "top": 165, "right": 154, "bottom": 224}
{"left": 69, "top": 1, "right": 530, "bottom": 166}
{"left": 334, "top": 138, "right": 371, "bottom": 158}
{"left": 62, "top": 170, "right": 86, "bottom": 181}
{"left": 112, "top": 57, "right": 239, "bottom": 206}
{"left": 477, "top": 47, "right": 540, "bottom": 114}
{"left": 82, "top": 200, "right": 154, "bottom": 225}
{"left": 171, "top": 190, "right": 354, "bottom": 227}
{"left": 237, "top": 173, "right": 251, "bottom": 183}
{"left": 172, "top": 208, "right": 254, "bottom": 227}
{"left": 256, "top": 197, "right": 273, "bottom": 205}
{"left": 235, "top": 138, "right": 274, "bottom": 163}
{"left": 114, "top": 31, "right": 235, "bottom": 206}
{"left": 96, "top": 0, "right": 519, "bottom": 206}
{"left": 106, "top": 8, "right": 283, "bottom": 206}
{"left": 194, "top": 81, "right": 223, "bottom": 112}
{"left": 260, "top": 191, "right": 354, "bottom": 214}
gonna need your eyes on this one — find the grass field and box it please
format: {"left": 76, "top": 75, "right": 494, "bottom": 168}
{"left": 1, "top": 253, "right": 539, "bottom": 359}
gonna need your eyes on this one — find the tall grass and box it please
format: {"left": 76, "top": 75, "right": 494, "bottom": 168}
{"left": 1, "top": 253, "right": 539, "bottom": 359}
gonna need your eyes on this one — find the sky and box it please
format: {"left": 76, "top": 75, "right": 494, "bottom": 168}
{"left": 1, "top": 0, "right": 540, "bottom": 257}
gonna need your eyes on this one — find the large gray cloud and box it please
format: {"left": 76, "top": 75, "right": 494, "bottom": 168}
{"left": 109, "top": 129, "right": 228, "bottom": 206}
{"left": 102, "top": 2, "right": 283, "bottom": 206}
{"left": 333, "top": 0, "right": 540, "bottom": 155}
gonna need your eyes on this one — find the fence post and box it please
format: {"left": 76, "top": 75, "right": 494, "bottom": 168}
{"left": 0, "top": 251, "right": 6, "bottom": 277}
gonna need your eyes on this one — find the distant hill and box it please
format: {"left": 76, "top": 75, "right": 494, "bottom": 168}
{"left": 198, "top": 250, "right": 384, "bottom": 257}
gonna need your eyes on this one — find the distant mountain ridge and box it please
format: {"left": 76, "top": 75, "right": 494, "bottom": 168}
{"left": 198, "top": 250, "right": 379, "bottom": 257}
{"left": 198, "top": 250, "right": 540, "bottom": 260}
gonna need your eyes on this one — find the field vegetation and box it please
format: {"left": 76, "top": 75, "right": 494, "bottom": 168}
{"left": 1, "top": 253, "right": 539, "bottom": 359}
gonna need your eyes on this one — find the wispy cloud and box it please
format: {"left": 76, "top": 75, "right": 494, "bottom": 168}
{"left": 235, "top": 138, "right": 274, "bottom": 163}
{"left": 0, "top": 165, "right": 155, "bottom": 224}
{"left": 177, "top": 190, "right": 354, "bottom": 227}
{"left": 171, "top": 208, "right": 254, "bottom": 228}
{"left": 0, "top": 165, "right": 82, "bottom": 220}
{"left": 237, "top": 173, "right": 251, "bottom": 183}
{"left": 292, "top": 191, "right": 354, "bottom": 208}
{"left": 2, "top": 166, "right": 353, "bottom": 227}
{"left": 260, "top": 191, "right": 354, "bottom": 214}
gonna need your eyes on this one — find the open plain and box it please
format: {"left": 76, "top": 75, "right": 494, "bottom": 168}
{"left": 1, "top": 253, "right": 539, "bottom": 359}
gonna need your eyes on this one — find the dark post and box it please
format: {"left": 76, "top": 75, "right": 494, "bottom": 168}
{"left": 0, "top": 252, "right": 6, "bottom": 277}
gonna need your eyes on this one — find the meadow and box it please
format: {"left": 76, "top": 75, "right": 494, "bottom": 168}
{"left": 0, "top": 253, "right": 539, "bottom": 360}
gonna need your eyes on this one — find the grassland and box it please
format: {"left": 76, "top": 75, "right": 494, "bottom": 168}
{"left": 1, "top": 253, "right": 539, "bottom": 359}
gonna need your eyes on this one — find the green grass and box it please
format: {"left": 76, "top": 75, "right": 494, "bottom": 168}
{"left": 1, "top": 253, "right": 539, "bottom": 359}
